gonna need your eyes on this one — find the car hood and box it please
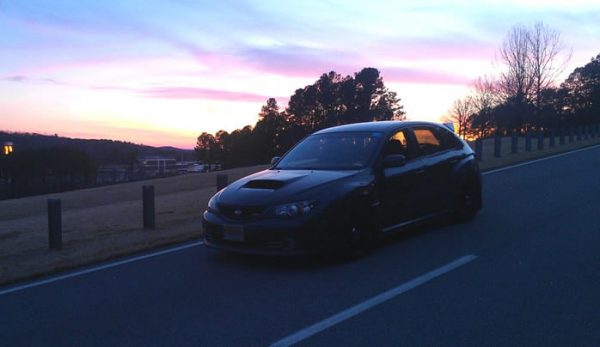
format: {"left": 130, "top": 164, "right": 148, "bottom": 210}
{"left": 217, "top": 169, "right": 362, "bottom": 206}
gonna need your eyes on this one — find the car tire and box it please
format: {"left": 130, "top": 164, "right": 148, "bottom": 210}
{"left": 454, "top": 180, "right": 480, "bottom": 223}
{"left": 341, "top": 212, "right": 376, "bottom": 259}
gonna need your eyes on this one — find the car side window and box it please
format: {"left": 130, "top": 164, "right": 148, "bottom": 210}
{"left": 435, "top": 126, "right": 462, "bottom": 150}
{"left": 412, "top": 127, "right": 443, "bottom": 156}
{"left": 383, "top": 130, "right": 411, "bottom": 159}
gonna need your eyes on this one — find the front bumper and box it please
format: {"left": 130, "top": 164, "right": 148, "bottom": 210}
{"left": 202, "top": 210, "right": 326, "bottom": 256}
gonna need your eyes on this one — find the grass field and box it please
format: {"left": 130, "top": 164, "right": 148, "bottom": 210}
{"left": 0, "top": 165, "right": 268, "bottom": 285}
{"left": 1, "top": 135, "right": 600, "bottom": 286}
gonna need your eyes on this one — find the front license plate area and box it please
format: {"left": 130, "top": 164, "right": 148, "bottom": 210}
{"left": 223, "top": 225, "right": 244, "bottom": 242}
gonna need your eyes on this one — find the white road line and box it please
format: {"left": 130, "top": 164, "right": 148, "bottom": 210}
{"left": 269, "top": 254, "right": 478, "bottom": 347}
{"left": 0, "top": 241, "right": 203, "bottom": 296}
{"left": 482, "top": 143, "right": 600, "bottom": 176}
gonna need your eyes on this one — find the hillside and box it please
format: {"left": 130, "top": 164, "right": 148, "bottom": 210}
{"left": 0, "top": 131, "right": 195, "bottom": 165}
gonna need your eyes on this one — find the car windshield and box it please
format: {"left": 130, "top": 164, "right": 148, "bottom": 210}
{"left": 274, "top": 132, "right": 383, "bottom": 170}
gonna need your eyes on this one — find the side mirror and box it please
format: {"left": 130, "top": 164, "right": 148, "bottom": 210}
{"left": 383, "top": 154, "right": 406, "bottom": 168}
{"left": 270, "top": 156, "right": 281, "bottom": 165}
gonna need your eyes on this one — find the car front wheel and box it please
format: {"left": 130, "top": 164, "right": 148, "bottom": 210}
{"left": 340, "top": 212, "right": 377, "bottom": 259}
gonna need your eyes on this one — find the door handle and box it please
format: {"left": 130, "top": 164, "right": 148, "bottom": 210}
{"left": 415, "top": 169, "right": 426, "bottom": 175}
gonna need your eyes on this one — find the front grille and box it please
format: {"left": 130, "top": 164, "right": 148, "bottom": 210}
{"left": 218, "top": 204, "right": 265, "bottom": 220}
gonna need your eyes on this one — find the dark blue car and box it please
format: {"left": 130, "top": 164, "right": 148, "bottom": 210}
{"left": 202, "top": 121, "right": 482, "bottom": 257}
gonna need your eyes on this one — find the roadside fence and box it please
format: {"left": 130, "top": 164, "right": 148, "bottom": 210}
{"left": 472, "top": 124, "right": 600, "bottom": 161}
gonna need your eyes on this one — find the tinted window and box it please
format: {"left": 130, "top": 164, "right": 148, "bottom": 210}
{"left": 383, "top": 130, "right": 411, "bottom": 159}
{"left": 275, "top": 132, "right": 382, "bottom": 170}
{"left": 435, "top": 126, "right": 463, "bottom": 150}
{"left": 413, "top": 127, "right": 442, "bottom": 156}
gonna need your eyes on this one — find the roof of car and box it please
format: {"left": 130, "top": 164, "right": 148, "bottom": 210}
{"left": 313, "top": 120, "right": 443, "bottom": 135}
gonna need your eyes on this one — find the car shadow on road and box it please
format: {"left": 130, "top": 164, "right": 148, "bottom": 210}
{"left": 203, "top": 218, "right": 451, "bottom": 272}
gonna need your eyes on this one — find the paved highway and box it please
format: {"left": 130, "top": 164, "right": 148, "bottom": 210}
{"left": 1, "top": 145, "right": 600, "bottom": 346}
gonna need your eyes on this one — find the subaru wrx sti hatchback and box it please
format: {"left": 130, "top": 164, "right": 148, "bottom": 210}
{"left": 202, "top": 121, "right": 481, "bottom": 257}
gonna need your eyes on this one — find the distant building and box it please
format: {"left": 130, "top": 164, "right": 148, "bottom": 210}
{"left": 96, "top": 164, "right": 130, "bottom": 184}
{"left": 185, "top": 163, "right": 205, "bottom": 173}
{"left": 138, "top": 156, "right": 177, "bottom": 177}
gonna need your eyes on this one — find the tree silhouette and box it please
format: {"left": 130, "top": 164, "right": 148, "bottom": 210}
{"left": 560, "top": 53, "right": 600, "bottom": 124}
{"left": 253, "top": 98, "right": 286, "bottom": 163}
{"left": 195, "top": 67, "right": 406, "bottom": 168}
{"left": 444, "top": 96, "right": 475, "bottom": 138}
{"left": 194, "top": 132, "right": 217, "bottom": 165}
{"left": 497, "top": 22, "right": 568, "bottom": 129}
{"left": 286, "top": 68, "right": 404, "bottom": 133}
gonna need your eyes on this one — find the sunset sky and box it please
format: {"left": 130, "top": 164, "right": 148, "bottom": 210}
{"left": 1, "top": 1, "right": 599, "bottom": 148}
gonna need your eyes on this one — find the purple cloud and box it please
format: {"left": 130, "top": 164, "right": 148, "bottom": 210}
{"left": 233, "top": 41, "right": 488, "bottom": 85}
{"left": 143, "top": 87, "right": 279, "bottom": 102}
{"left": 386, "top": 37, "right": 496, "bottom": 61}
{"left": 380, "top": 67, "right": 472, "bottom": 85}
{"left": 3, "top": 75, "right": 27, "bottom": 82}
{"left": 236, "top": 45, "right": 356, "bottom": 78}
{"left": 1, "top": 75, "right": 72, "bottom": 86}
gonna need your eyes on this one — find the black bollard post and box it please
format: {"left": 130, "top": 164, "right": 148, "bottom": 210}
{"left": 569, "top": 126, "right": 574, "bottom": 143}
{"left": 576, "top": 126, "right": 582, "bottom": 141}
{"left": 48, "top": 199, "right": 62, "bottom": 250}
{"left": 525, "top": 131, "right": 532, "bottom": 151}
{"left": 549, "top": 130, "right": 555, "bottom": 147}
{"left": 559, "top": 127, "right": 565, "bottom": 145}
{"left": 143, "top": 185, "right": 155, "bottom": 229}
{"left": 537, "top": 130, "right": 544, "bottom": 150}
{"left": 511, "top": 132, "right": 518, "bottom": 154}
{"left": 586, "top": 125, "right": 591, "bottom": 140}
{"left": 494, "top": 133, "right": 501, "bottom": 158}
{"left": 475, "top": 138, "right": 483, "bottom": 161}
{"left": 217, "top": 174, "right": 229, "bottom": 191}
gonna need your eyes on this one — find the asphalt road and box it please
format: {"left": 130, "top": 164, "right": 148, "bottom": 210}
{"left": 2, "top": 145, "right": 600, "bottom": 346}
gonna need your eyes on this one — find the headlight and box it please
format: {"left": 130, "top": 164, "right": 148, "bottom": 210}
{"left": 274, "top": 200, "right": 316, "bottom": 218}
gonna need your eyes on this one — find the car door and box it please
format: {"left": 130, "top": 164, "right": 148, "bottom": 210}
{"left": 411, "top": 125, "right": 464, "bottom": 215}
{"left": 379, "top": 129, "right": 426, "bottom": 230}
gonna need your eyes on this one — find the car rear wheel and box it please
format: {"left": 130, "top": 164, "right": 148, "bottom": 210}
{"left": 454, "top": 180, "right": 480, "bottom": 223}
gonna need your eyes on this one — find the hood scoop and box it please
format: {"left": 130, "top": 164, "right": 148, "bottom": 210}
{"left": 243, "top": 179, "right": 286, "bottom": 190}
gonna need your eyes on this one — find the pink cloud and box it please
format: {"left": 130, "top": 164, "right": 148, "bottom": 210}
{"left": 232, "top": 41, "right": 492, "bottom": 85}
{"left": 384, "top": 35, "right": 497, "bottom": 61}
{"left": 380, "top": 67, "right": 472, "bottom": 85}
{"left": 142, "top": 87, "right": 279, "bottom": 102}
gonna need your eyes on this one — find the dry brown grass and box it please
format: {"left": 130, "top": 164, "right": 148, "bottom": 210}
{"left": 1, "top": 135, "right": 600, "bottom": 286}
{"left": 0, "top": 165, "right": 268, "bottom": 285}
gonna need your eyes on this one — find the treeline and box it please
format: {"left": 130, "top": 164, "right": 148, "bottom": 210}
{"left": 0, "top": 131, "right": 195, "bottom": 165}
{"left": 447, "top": 22, "right": 600, "bottom": 138}
{"left": 195, "top": 67, "right": 405, "bottom": 168}
{"left": 0, "top": 132, "right": 196, "bottom": 199}
{"left": 0, "top": 147, "right": 96, "bottom": 197}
